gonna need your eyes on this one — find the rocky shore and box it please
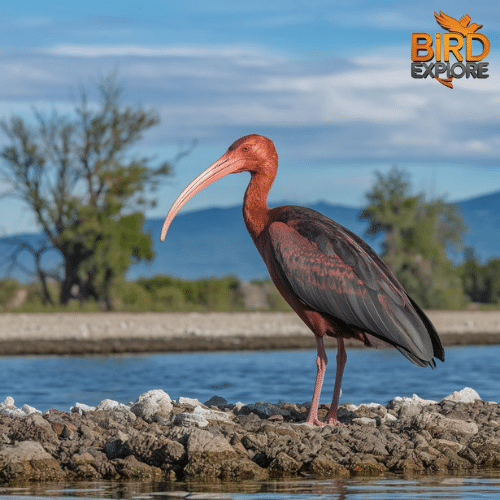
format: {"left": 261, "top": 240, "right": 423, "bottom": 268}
{"left": 1, "top": 310, "right": 500, "bottom": 355}
{"left": 1, "top": 387, "right": 500, "bottom": 484}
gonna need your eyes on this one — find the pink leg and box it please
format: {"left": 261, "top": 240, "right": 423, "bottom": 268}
{"left": 325, "top": 338, "right": 347, "bottom": 425}
{"left": 305, "top": 336, "right": 328, "bottom": 426}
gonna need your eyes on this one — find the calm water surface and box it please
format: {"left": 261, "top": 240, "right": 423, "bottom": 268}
{"left": 3, "top": 475, "right": 500, "bottom": 499}
{"left": 1, "top": 345, "right": 500, "bottom": 499}
{"left": 0, "top": 345, "right": 499, "bottom": 411}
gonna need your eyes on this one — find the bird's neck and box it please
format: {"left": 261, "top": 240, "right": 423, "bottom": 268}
{"left": 243, "top": 170, "right": 273, "bottom": 240}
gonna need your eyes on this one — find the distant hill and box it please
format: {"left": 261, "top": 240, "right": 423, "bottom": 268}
{"left": 136, "top": 202, "right": 384, "bottom": 281}
{"left": 1, "top": 191, "right": 499, "bottom": 283}
{"left": 454, "top": 191, "right": 500, "bottom": 262}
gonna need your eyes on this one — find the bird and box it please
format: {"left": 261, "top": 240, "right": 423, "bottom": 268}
{"left": 160, "top": 134, "right": 445, "bottom": 426}
{"left": 434, "top": 11, "right": 483, "bottom": 37}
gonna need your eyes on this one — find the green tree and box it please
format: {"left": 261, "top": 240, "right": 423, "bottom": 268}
{"left": 361, "top": 166, "right": 468, "bottom": 309}
{"left": 485, "top": 259, "right": 500, "bottom": 304}
{"left": 461, "top": 251, "right": 500, "bottom": 305}
{"left": 0, "top": 76, "right": 191, "bottom": 309}
{"left": 460, "top": 247, "right": 487, "bottom": 303}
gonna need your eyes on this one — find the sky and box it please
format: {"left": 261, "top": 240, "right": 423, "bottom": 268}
{"left": 0, "top": 0, "right": 499, "bottom": 235}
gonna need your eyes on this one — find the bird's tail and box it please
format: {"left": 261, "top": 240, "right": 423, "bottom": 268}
{"left": 408, "top": 296, "right": 445, "bottom": 363}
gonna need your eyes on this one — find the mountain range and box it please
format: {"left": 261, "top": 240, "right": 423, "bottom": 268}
{"left": 1, "top": 190, "right": 499, "bottom": 283}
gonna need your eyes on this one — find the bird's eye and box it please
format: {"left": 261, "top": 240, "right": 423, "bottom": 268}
{"left": 242, "top": 146, "right": 249, "bottom": 152}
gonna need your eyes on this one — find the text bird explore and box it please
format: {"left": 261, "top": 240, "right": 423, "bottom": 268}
{"left": 161, "top": 135, "right": 445, "bottom": 426}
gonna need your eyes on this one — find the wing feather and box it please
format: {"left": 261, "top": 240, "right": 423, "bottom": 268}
{"left": 267, "top": 207, "right": 443, "bottom": 366}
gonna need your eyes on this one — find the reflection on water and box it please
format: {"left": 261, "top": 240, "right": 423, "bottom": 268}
{"left": 3, "top": 474, "right": 500, "bottom": 499}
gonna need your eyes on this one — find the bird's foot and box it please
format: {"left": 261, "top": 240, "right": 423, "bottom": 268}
{"left": 305, "top": 417, "right": 327, "bottom": 427}
{"left": 325, "top": 416, "right": 344, "bottom": 426}
{"left": 305, "top": 416, "right": 343, "bottom": 427}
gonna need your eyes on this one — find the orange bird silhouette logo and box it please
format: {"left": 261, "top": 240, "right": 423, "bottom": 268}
{"left": 434, "top": 11, "right": 483, "bottom": 37}
{"left": 433, "top": 12, "right": 484, "bottom": 88}
{"left": 411, "top": 12, "right": 489, "bottom": 89}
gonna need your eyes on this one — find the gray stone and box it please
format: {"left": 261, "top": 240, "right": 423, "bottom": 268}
{"left": 174, "top": 412, "right": 209, "bottom": 428}
{"left": 71, "top": 403, "right": 96, "bottom": 414}
{"left": 130, "top": 389, "right": 173, "bottom": 423}
{"left": 177, "top": 396, "right": 202, "bottom": 406}
{"left": 414, "top": 412, "right": 479, "bottom": 436}
{"left": 204, "top": 395, "right": 228, "bottom": 407}
{"left": 443, "top": 387, "right": 482, "bottom": 404}
{"left": 0, "top": 441, "right": 52, "bottom": 462}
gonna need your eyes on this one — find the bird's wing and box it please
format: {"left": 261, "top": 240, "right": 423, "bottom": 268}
{"left": 459, "top": 14, "right": 471, "bottom": 27}
{"left": 268, "top": 209, "right": 443, "bottom": 366}
{"left": 434, "top": 11, "right": 461, "bottom": 32}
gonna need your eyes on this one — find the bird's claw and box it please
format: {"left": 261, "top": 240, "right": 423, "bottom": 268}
{"left": 305, "top": 416, "right": 344, "bottom": 427}
{"left": 305, "top": 417, "right": 327, "bottom": 427}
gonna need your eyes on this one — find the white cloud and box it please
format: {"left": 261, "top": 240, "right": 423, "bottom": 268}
{"left": 44, "top": 44, "right": 275, "bottom": 60}
{"left": 0, "top": 42, "right": 498, "bottom": 165}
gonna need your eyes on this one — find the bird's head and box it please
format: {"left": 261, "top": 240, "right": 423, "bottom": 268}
{"left": 469, "top": 22, "right": 483, "bottom": 32}
{"left": 160, "top": 134, "right": 277, "bottom": 241}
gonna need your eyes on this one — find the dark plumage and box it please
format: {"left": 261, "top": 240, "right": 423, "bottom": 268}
{"left": 265, "top": 206, "right": 444, "bottom": 367}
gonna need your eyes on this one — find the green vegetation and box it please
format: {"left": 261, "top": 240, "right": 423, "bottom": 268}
{"left": 460, "top": 249, "right": 500, "bottom": 306}
{"left": 361, "top": 166, "right": 469, "bottom": 309}
{"left": 0, "top": 276, "right": 293, "bottom": 313}
{"left": 0, "top": 75, "right": 192, "bottom": 311}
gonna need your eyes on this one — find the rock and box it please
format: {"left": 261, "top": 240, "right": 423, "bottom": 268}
{"left": 103, "top": 439, "right": 132, "bottom": 460}
{"left": 0, "top": 388, "right": 499, "bottom": 484}
{"left": 183, "top": 428, "right": 241, "bottom": 480}
{"left": 387, "top": 394, "right": 438, "bottom": 418}
{"left": 413, "top": 411, "right": 479, "bottom": 436}
{"left": 443, "top": 387, "right": 482, "bottom": 404}
{"left": 0, "top": 398, "right": 26, "bottom": 417}
{"left": 112, "top": 455, "right": 163, "bottom": 480}
{"left": 130, "top": 390, "right": 173, "bottom": 423}
{"left": 173, "top": 412, "right": 209, "bottom": 428}
{"left": 350, "top": 462, "right": 387, "bottom": 476}
{"left": 8, "top": 413, "right": 59, "bottom": 453}
{"left": 71, "top": 403, "right": 96, "bottom": 414}
{"left": 187, "top": 429, "right": 235, "bottom": 455}
{"left": 192, "top": 405, "right": 232, "bottom": 423}
{"left": 21, "top": 404, "right": 41, "bottom": 415}
{"left": 177, "top": 396, "right": 201, "bottom": 406}
{"left": 237, "top": 402, "right": 289, "bottom": 418}
{"left": 96, "top": 399, "right": 131, "bottom": 412}
{"left": 268, "top": 451, "right": 301, "bottom": 477}
{"left": 382, "top": 413, "right": 397, "bottom": 424}
{"left": 204, "top": 395, "right": 228, "bottom": 407}
{"left": 0, "top": 441, "right": 65, "bottom": 483}
{"left": 307, "top": 456, "right": 350, "bottom": 477}
{"left": 352, "top": 417, "right": 377, "bottom": 427}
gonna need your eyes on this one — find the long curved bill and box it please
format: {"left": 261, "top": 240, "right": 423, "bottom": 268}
{"left": 160, "top": 153, "right": 243, "bottom": 242}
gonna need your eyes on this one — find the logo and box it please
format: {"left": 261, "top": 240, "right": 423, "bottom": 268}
{"left": 411, "top": 12, "right": 490, "bottom": 88}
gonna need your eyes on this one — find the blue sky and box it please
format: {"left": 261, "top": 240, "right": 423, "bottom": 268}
{"left": 0, "top": 0, "right": 499, "bottom": 235}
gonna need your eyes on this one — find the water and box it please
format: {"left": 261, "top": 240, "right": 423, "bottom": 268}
{"left": 1, "top": 345, "right": 500, "bottom": 499}
{"left": 1, "top": 345, "right": 499, "bottom": 412}
{"left": 3, "top": 475, "right": 500, "bottom": 499}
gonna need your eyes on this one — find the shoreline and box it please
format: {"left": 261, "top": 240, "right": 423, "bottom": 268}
{"left": 0, "top": 310, "right": 499, "bottom": 356}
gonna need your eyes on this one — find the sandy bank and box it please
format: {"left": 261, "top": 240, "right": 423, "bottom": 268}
{"left": 0, "top": 310, "right": 499, "bottom": 355}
